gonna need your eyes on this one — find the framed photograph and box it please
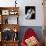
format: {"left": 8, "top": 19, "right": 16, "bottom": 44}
{"left": 25, "top": 6, "right": 35, "bottom": 19}
{"left": 2, "top": 10, "right": 9, "bottom": 15}
{"left": 1, "top": 28, "right": 13, "bottom": 41}
{"left": 1, "top": 28, "right": 18, "bottom": 41}
{"left": 9, "top": 10, "right": 18, "bottom": 15}
{"left": 2, "top": 16, "right": 18, "bottom": 24}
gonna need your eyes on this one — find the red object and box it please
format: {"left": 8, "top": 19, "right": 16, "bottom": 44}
{"left": 21, "top": 28, "right": 41, "bottom": 46}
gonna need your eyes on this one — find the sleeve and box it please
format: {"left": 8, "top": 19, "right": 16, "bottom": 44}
{"left": 21, "top": 39, "right": 26, "bottom": 46}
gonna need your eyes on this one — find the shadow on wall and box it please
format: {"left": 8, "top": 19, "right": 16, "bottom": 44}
{"left": 18, "top": 26, "right": 44, "bottom": 44}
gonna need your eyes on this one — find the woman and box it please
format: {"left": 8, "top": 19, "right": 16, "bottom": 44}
{"left": 21, "top": 28, "right": 41, "bottom": 46}
{"left": 25, "top": 8, "right": 35, "bottom": 19}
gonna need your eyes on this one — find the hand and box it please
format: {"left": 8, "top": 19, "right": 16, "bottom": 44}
{"left": 25, "top": 36, "right": 38, "bottom": 46}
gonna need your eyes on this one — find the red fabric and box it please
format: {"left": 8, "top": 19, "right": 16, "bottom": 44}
{"left": 21, "top": 28, "right": 41, "bottom": 46}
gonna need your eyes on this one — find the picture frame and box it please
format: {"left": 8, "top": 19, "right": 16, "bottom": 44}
{"left": 2, "top": 10, "right": 9, "bottom": 15}
{"left": 2, "top": 16, "right": 18, "bottom": 24}
{"left": 9, "top": 10, "right": 18, "bottom": 15}
{"left": 1, "top": 28, "right": 18, "bottom": 41}
{"left": 25, "top": 6, "right": 36, "bottom": 19}
{"left": 1, "top": 28, "right": 13, "bottom": 41}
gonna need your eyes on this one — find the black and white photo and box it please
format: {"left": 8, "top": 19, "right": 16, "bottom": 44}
{"left": 25, "top": 6, "right": 35, "bottom": 19}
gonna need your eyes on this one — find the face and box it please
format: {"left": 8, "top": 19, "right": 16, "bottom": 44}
{"left": 27, "top": 9, "right": 32, "bottom": 14}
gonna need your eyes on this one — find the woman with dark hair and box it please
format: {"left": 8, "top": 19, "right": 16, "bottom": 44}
{"left": 25, "top": 8, "right": 35, "bottom": 19}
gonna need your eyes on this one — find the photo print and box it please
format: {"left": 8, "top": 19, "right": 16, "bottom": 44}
{"left": 25, "top": 6, "right": 36, "bottom": 19}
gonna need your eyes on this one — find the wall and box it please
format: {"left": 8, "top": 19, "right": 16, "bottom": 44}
{"left": 17, "top": 0, "right": 44, "bottom": 26}
{"left": 0, "top": 0, "right": 44, "bottom": 26}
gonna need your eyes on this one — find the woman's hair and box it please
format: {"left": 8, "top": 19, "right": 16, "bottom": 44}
{"left": 27, "top": 8, "right": 32, "bottom": 14}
